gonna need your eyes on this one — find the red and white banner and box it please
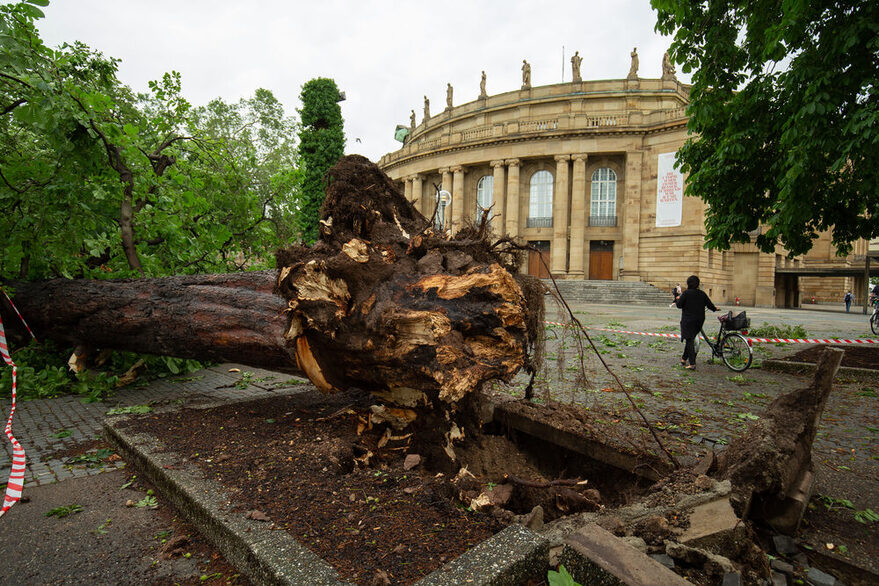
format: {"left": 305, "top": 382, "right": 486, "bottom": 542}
{"left": 656, "top": 152, "right": 683, "bottom": 228}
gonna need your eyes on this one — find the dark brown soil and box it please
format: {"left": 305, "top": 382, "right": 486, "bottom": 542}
{"left": 122, "top": 390, "right": 517, "bottom": 585}
{"left": 783, "top": 345, "right": 879, "bottom": 369}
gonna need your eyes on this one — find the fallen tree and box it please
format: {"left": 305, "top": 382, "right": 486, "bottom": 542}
{"left": 1, "top": 155, "right": 542, "bottom": 414}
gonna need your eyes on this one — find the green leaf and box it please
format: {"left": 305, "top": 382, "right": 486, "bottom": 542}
{"left": 547, "top": 565, "right": 581, "bottom": 586}
{"left": 19, "top": 4, "right": 44, "bottom": 18}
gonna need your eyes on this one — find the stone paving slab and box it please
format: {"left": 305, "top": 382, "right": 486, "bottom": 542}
{"left": 0, "top": 364, "right": 304, "bottom": 487}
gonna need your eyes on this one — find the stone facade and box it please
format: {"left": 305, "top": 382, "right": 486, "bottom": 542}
{"left": 378, "top": 73, "right": 866, "bottom": 307}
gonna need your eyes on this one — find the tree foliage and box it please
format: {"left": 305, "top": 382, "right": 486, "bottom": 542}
{"left": 0, "top": 0, "right": 301, "bottom": 398}
{"left": 0, "top": 1, "right": 300, "bottom": 281}
{"left": 296, "top": 77, "right": 345, "bottom": 244}
{"left": 653, "top": 0, "right": 879, "bottom": 255}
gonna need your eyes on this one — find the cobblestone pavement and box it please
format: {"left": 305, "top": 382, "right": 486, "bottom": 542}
{"left": 0, "top": 364, "right": 308, "bottom": 488}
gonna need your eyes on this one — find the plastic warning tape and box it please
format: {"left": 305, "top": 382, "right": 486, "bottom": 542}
{"left": 1, "top": 289, "right": 36, "bottom": 342}
{"left": 542, "top": 322, "right": 879, "bottom": 345}
{"left": 0, "top": 313, "right": 25, "bottom": 518}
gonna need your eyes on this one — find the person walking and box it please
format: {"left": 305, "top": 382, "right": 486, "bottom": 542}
{"left": 675, "top": 275, "right": 718, "bottom": 370}
{"left": 669, "top": 283, "right": 682, "bottom": 308}
{"left": 844, "top": 290, "right": 853, "bottom": 312}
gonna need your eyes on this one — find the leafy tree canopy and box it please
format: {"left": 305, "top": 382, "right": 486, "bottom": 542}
{"left": 296, "top": 77, "right": 345, "bottom": 244}
{"left": 0, "top": 0, "right": 300, "bottom": 281}
{"left": 653, "top": 0, "right": 879, "bottom": 256}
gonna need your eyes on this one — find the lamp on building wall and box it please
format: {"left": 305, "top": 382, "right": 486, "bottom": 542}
{"left": 435, "top": 189, "right": 452, "bottom": 231}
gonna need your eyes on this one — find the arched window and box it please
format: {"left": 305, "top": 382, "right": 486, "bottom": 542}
{"left": 476, "top": 175, "right": 493, "bottom": 223}
{"left": 590, "top": 168, "right": 617, "bottom": 226}
{"left": 528, "top": 170, "right": 553, "bottom": 227}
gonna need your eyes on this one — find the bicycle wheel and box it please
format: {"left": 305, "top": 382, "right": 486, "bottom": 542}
{"left": 721, "top": 332, "right": 752, "bottom": 372}
{"left": 871, "top": 311, "right": 879, "bottom": 336}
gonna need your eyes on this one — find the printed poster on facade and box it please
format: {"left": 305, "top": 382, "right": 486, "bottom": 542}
{"left": 656, "top": 152, "right": 683, "bottom": 227}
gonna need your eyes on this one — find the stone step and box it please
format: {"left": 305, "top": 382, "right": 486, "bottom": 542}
{"left": 543, "top": 280, "right": 673, "bottom": 305}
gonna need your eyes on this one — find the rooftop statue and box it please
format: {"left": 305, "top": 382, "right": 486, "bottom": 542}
{"left": 662, "top": 51, "right": 677, "bottom": 81}
{"left": 628, "top": 47, "right": 639, "bottom": 80}
{"left": 571, "top": 51, "right": 582, "bottom": 82}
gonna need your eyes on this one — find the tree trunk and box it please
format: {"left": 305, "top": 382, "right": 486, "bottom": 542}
{"left": 1, "top": 155, "right": 541, "bottom": 410}
{"left": 2, "top": 271, "right": 296, "bottom": 372}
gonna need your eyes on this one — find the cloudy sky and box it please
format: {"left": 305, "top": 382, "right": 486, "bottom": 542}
{"left": 38, "top": 0, "right": 687, "bottom": 162}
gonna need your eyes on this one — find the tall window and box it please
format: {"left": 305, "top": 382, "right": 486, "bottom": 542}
{"left": 590, "top": 168, "right": 617, "bottom": 217}
{"left": 528, "top": 170, "right": 553, "bottom": 227}
{"left": 476, "top": 175, "right": 493, "bottom": 223}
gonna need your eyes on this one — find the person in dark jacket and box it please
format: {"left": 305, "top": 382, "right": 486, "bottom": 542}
{"left": 675, "top": 275, "right": 718, "bottom": 369}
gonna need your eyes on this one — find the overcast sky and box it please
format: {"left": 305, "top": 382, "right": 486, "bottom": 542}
{"left": 38, "top": 1, "right": 687, "bottom": 162}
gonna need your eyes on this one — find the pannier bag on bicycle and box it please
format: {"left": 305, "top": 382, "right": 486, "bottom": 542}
{"left": 725, "top": 311, "right": 750, "bottom": 331}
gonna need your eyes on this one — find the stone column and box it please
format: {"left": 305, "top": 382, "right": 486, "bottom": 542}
{"left": 622, "top": 151, "right": 642, "bottom": 280}
{"left": 451, "top": 165, "right": 465, "bottom": 231}
{"left": 440, "top": 167, "right": 451, "bottom": 231}
{"left": 491, "top": 160, "right": 506, "bottom": 232}
{"left": 404, "top": 176, "right": 413, "bottom": 203}
{"left": 411, "top": 174, "right": 424, "bottom": 216}
{"left": 505, "top": 159, "right": 521, "bottom": 238}
{"left": 551, "top": 155, "right": 570, "bottom": 275}
{"left": 569, "top": 154, "right": 588, "bottom": 277}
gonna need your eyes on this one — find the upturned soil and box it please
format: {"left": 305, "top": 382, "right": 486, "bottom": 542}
{"left": 121, "top": 390, "right": 526, "bottom": 585}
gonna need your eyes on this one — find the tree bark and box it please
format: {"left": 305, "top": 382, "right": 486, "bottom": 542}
{"left": 2, "top": 271, "right": 296, "bottom": 373}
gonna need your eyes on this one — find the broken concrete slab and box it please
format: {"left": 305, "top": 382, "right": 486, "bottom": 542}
{"left": 559, "top": 524, "right": 693, "bottom": 585}
{"left": 679, "top": 498, "right": 741, "bottom": 547}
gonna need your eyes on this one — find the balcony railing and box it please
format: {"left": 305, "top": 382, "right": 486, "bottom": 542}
{"left": 588, "top": 215, "right": 617, "bottom": 227}
{"left": 526, "top": 216, "right": 553, "bottom": 228}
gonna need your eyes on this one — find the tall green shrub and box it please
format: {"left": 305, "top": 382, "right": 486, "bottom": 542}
{"left": 296, "top": 78, "right": 345, "bottom": 244}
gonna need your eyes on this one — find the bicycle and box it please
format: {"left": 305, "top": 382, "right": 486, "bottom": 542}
{"left": 693, "top": 310, "right": 753, "bottom": 372}
{"left": 870, "top": 296, "right": 879, "bottom": 335}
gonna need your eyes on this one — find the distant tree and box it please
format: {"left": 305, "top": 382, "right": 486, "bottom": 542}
{"left": 653, "top": 0, "right": 879, "bottom": 256}
{"left": 296, "top": 78, "right": 345, "bottom": 244}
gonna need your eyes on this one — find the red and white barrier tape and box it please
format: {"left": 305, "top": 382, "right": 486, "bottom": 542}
{"left": 0, "top": 289, "right": 35, "bottom": 518}
{"left": 1, "top": 289, "right": 36, "bottom": 342}
{"left": 0, "top": 314, "right": 25, "bottom": 518}
{"left": 543, "top": 321, "right": 879, "bottom": 345}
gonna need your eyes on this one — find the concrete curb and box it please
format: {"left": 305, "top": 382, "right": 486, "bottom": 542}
{"left": 762, "top": 359, "right": 879, "bottom": 384}
{"left": 104, "top": 416, "right": 549, "bottom": 586}
{"left": 104, "top": 417, "right": 346, "bottom": 585}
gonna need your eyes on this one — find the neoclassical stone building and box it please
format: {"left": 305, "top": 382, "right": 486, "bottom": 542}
{"left": 377, "top": 56, "right": 869, "bottom": 307}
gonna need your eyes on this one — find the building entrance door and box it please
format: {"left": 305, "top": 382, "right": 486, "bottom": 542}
{"left": 528, "top": 241, "right": 551, "bottom": 278}
{"left": 588, "top": 241, "right": 614, "bottom": 280}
